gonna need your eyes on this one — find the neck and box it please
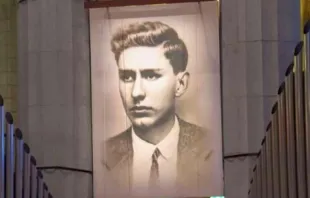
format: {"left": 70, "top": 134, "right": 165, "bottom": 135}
{"left": 133, "top": 113, "right": 176, "bottom": 145}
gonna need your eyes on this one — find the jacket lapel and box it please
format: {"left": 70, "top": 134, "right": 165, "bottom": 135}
{"left": 176, "top": 118, "right": 212, "bottom": 194}
{"left": 103, "top": 129, "right": 133, "bottom": 196}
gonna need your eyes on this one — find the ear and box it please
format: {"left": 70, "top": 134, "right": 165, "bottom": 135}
{"left": 175, "top": 71, "right": 189, "bottom": 97}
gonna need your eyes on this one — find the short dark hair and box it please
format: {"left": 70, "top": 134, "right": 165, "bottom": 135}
{"left": 110, "top": 21, "right": 188, "bottom": 74}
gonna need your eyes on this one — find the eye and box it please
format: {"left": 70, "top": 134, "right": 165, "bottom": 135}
{"left": 119, "top": 71, "right": 135, "bottom": 82}
{"left": 145, "top": 74, "right": 158, "bottom": 80}
{"left": 123, "top": 75, "right": 134, "bottom": 82}
{"left": 143, "top": 71, "right": 161, "bottom": 81}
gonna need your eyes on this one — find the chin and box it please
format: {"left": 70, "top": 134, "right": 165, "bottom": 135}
{"left": 131, "top": 117, "right": 156, "bottom": 129}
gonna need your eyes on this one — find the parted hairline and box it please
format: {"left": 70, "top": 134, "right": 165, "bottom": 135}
{"left": 110, "top": 21, "right": 188, "bottom": 73}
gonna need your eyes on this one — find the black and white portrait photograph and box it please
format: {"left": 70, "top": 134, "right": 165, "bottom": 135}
{"left": 90, "top": 1, "right": 223, "bottom": 197}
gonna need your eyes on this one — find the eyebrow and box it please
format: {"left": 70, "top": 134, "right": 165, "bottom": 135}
{"left": 118, "top": 69, "right": 164, "bottom": 73}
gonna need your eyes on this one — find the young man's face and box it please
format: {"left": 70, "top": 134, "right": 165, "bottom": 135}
{"left": 118, "top": 46, "right": 184, "bottom": 129}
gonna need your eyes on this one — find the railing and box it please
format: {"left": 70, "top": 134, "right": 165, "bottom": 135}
{"left": 248, "top": 19, "right": 310, "bottom": 198}
{"left": 0, "top": 94, "right": 53, "bottom": 198}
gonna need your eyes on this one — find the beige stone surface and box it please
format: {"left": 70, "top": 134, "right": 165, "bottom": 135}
{"left": 0, "top": 0, "right": 18, "bottom": 121}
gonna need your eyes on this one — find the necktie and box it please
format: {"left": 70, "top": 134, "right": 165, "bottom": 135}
{"left": 149, "top": 148, "right": 161, "bottom": 190}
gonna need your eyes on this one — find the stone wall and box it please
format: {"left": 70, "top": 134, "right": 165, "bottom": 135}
{"left": 221, "top": 0, "right": 300, "bottom": 197}
{"left": 17, "top": 0, "right": 92, "bottom": 197}
{"left": 0, "top": 0, "right": 18, "bottom": 121}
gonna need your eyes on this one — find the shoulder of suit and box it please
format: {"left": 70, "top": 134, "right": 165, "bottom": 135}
{"left": 105, "top": 128, "right": 132, "bottom": 153}
{"left": 178, "top": 118, "right": 213, "bottom": 158}
{"left": 102, "top": 128, "right": 132, "bottom": 170}
{"left": 178, "top": 118, "right": 208, "bottom": 139}
{"left": 106, "top": 128, "right": 131, "bottom": 144}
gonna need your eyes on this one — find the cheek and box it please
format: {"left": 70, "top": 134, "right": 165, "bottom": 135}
{"left": 119, "top": 83, "right": 132, "bottom": 99}
{"left": 147, "top": 79, "right": 176, "bottom": 99}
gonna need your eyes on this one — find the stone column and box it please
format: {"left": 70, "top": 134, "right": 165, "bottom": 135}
{"left": 0, "top": 0, "right": 18, "bottom": 121}
{"left": 221, "top": 0, "right": 249, "bottom": 196}
{"left": 221, "top": 0, "right": 300, "bottom": 197}
{"left": 17, "top": 0, "right": 92, "bottom": 197}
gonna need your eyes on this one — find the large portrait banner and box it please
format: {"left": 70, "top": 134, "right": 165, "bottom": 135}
{"left": 90, "top": 1, "right": 223, "bottom": 197}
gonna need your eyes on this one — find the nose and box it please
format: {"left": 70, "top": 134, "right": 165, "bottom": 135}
{"left": 131, "top": 77, "right": 145, "bottom": 100}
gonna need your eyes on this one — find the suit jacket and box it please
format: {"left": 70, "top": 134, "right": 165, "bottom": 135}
{"left": 101, "top": 117, "right": 218, "bottom": 197}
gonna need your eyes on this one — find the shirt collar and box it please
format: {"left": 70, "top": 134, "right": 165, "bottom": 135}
{"left": 132, "top": 116, "right": 180, "bottom": 160}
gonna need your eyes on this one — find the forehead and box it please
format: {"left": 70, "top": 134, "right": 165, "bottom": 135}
{"left": 118, "top": 46, "right": 171, "bottom": 70}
